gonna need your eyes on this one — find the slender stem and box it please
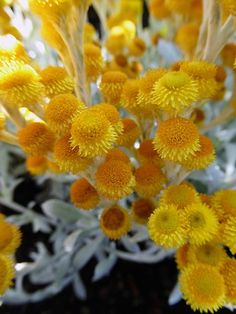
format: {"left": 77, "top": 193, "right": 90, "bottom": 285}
{"left": 0, "top": 131, "right": 18, "bottom": 146}
{"left": 201, "top": 105, "right": 234, "bottom": 132}
{"left": 0, "top": 197, "right": 26, "bottom": 213}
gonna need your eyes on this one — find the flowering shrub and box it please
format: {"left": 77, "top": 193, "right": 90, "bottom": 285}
{"left": 0, "top": 0, "right": 236, "bottom": 312}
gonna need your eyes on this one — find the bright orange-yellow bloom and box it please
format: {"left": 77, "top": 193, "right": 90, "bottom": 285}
{"left": 220, "top": 259, "right": 236, "bottom": 304}
{"left": 148, "top": 204, "right": 189, "bottom": 248}
{"left": 153, "top": 117, "right": 200, "bottom": 162}
{"left": 29, "top": 0, "right": 72, "bottom": 20}
{"left": 118, "top": 118, "right": 140, "bottom": 147}
{"left": 176, "top": 24, "right": 199, "bottom": 55}
{"left": 222, "top": 217, "right": 236, "bottom": 254}
{"left": 149, "top": 0, "right": 170, "bottom": 19}
{"left": 0, "top": 34, "right": 30, "bottom": 64}
{"left": 128, "top": 37, "right": 146, "bottom": 57}
{"left": 121, "top": 79, "right": 140, "bottom": 114}
{"left": 165, "top": 0, "right": 194, "bottom": 14}
{"left": 96, "top": 160, "right": 135, "bottom": 200}
{"left": 26, "top": 156, "right": 48, "bottom": 175}
{"left": 219, "top": 0, "right": 236, "bottom": 16}
{"left": 132, "top": 198, "right": 155, "bottom": 224}
{"left": 175, "top": 244, "right": 189, "bottom": 270}
{"left": 137, "top": 139, "right": 163, "bottom": 166}
{"left": 212, "top": 189, "right": 236, "bottom": 222}
{"left": 70, "top": 178, "right": 99, "bottom": 210}
{"left": 0, "top": 255, "right": 15, "bottom": 295}
{"left": 84, "top": 43, "right": 104, "bottom": 80}
{"left": 18, "top": 122, "right": 55, "bottom": 156}
{"left": 180, "top": 264, "right": 225, "bottom": 313}
{"left": 105, "top": 148, "right": 130, "bottom": 164}
{"left": 0, "top": 221, "right": 21, "bottom": 254}
{"left": 134, "top": 163, "right": 166, "bottom": 197}
{"left": 100, "top": 205, "right": 130, "bottom": 240}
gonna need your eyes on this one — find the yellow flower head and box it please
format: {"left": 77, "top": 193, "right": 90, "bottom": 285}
{"left": 121, "top": 79, "right": 140, "bottom": 114}
{"left": 84, "top": 22, "right": 96, "bottom": 43}
{"left": 151, "top": 71, "right": 198, "bottom": 114}
{"left": 181, "top": 135, "right": 215, "bottom": 170}
{"left": 185, "top": 203, "right": 219, "bottom": 245}
{"left": 219, "top": 0, "right": 236, "bottom": 16}
{"left": 176, "top": 24, "right": 199, "bottom": 55}
{"left": 153, "top": 117, "right": 200, "bottom": 162}
{"left": 84, "top": 43, "right": 104, "bottom": 81}
{"left": 212, "top": 189, "right": 236, "bottom": 222}
{"left": 47, "top": 159, "right": 62, "bottom": 174}
{"left": 71, "top": 109, "right": 117, "bottom": 158}
{"left": 0, "top": 221, "right": 21, "bottom": 254}
{"left": 187, "top": 243, "right": 227, "bottom": 268}
{"left": 29, "top": 0, "right": 71, "bottom": 20}
{"left": 45, "top": 94, "right": 85, "bottom": 135}
{"left": 180, "top": 264, "right": 225, "bottom": 313}
{"left": 137, "top": 139, "right": 163, "bottom": 166}
{"left": 180, "top": 61, "right": 217, "bottom": 100}
{"left": 90, "top": 103, "right": 123, "bottom": 136}
{"left": 132, "top": 198, "right": 155, "bottom": 224}
{"left": 100, "top": 205, "right": 130, "bottom": 240}
{"left": 165, "top": 0, "right": 194, "bottom": 14}
{"left": 148, "top": 204, "right": 189, "bottom": 248}
{"left": 0, "top": 60, "right": 44, "bottom": 107}
{"left": 18, "top": 122, "right": 55, "bottom": 156}
{"left": 0, "top": 34, "right": 30, "bottom": 64}
{"left": 105, "top": 148, "right": 130, "bottom": 164}
{"left": 220, "top": 259, "right": 236, "bottom": 304}
{"left": 149, "top": 0, "right": 170, "bottom": 19}
{"left": 135, "top": 163, "right": 166, "bottom": 198}
{"left": 26, "top": 156, "right": 48, "bottom": 175}
{"left": 0, "top": 255, "right": 15, "bottom": 295}
{"left": 70, "top": 178, "right": 99, "bottom": 210}
{"left": 222, "top": 217, "right": 236, "bottom": 254}
{"left": 100, "top": 71, "right": 127, "bottom": 105}
{"left": 96, "top": 159, "right": 135, "bottom": 200}
{"left": 105, "top": 28, "right": 128, "bottom": 55}
{"left": 40, "top": 66, "right": 74, "bottom": 98}
{"left": 160, "top": 184, "right": 200, "bottom": 209}
{"left": 54, "top": 135, "right": 90, "bottom": 173}
{"left": 199, "top": 193, "right": 213, "bottom": 207}
{"left": 117, "top": 118, "right": 140, "bottom": 147}
{"left": 128, "top": 37, "right": 146, "bottom": 57}
{"left": 175, "top": 244, "right": 189, "bottom": 270}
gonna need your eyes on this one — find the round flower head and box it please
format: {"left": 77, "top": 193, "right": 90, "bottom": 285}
{"left": 199, "top": 193, "right": 213, "bottom": 207}
{"left": 26, "top": 156, "right": 48, "bottom": 175}
{"left": 132, "top": 198, "right": 155, "bottom": 224}
{"left": 148, "top": 204, "right": 189, "bottom": 248}
{"left": 222, "top": 217, "right": 236, "bottom": 254}
{"left": 219, "top": 0, "right": 236, "bottom": 16}
{"left": 100, "top": 71, "right": 127, "bottom": 105}
{"left": 220, "top": 259, "right": 236, "bottom": 304}
{"left": 153, "top": 117, "right": 200, "bottom": 163}
{"left": 180, "top": 264, "right": 225, "bottom": 313}
{"left": 185, "top": 203, "right": 219, "bottom": 245}
{"left": 180, "top": 135, "right": 215, "bottom": 170}
{"left": 45, "top": 94, "right": 85, "bottom": 135}
{"left": 29, "top": 0, "right": 71, "bottom": 21}
{"left": 128, "top": 37, "right": 146, "bottom": 57}
{"left": 84, "top": 43, "right": 104, "bottom": 81}
{"left": 165, "top": 0, "right": 194, "bottom": 14}
{"left": 187, "top": 243, "right": 227, "bottom": 268}
{"left": 137, "top": 139, "right": 163, "bottom": 166}
{"left": 47, "top": 159, "right": 62, "bottom": 174}
{"left": 100, "top": 205, "right": 130, "bottom": 240}
{"left": 212, "top": 189, "right": 236, "bottom": 222}
{"left": 84, "top": 22, "right": 96, "bottom": 43}
{"left": 0, "top": 35, "right": 30, "bottom": 64}
{"left": 180, "top": 61, "right": 217, "bottom": 100}
{"left": 121, "top": 79, "right": 140, "bottom": 114}
{"left": 221, "top": 43, "right": 236, "bottom": 67}
{"left": 105, "top": 148, "right": 130, "bottom": 164}
{"left": 54, "top": 135, "right": 90, "bottom": 174}
{"left": 90, "top": 103, "right": 123, "bottom": 136}
{"left": 40, "top": 66, "right": 74, "bottom": 98}
{"left": 160, "top": 184, "right": 200, "bottom": 209}
{"left": 0, "top": 255, "right": 15, "bottom": 295}
{"left": 175, "top": 244, "right": 189, "bottom": 270}
{"left": 135, "top": 163, "right": 166, "bottom": 198}
{"left": 151, "top": 71, "right": 198, "bottom": 114}
{"left": 149, "top": 0, "right": 170, "bottom": 19}
{"left": 96, "top": 159, "right": 135, "bottom": 200}
{"left": 0, "top": 221, "right": 21, "bottom": 254}
{"left": 18, "top": 122, "right": 55, "bottom": 156}
{"left": 176, "top": 24, "right": 199, "bottom": 56}
{"left": 0, "top": 60, "right": 44, "bottom": 107}
{"left": 71, "top": 109, "right": 117, "bottom": 158}
{"left": 70, "top": 178, "right": 99, "bottom": 210}
{"left": 117, "top": 118, "right": 140, "bottom": 147}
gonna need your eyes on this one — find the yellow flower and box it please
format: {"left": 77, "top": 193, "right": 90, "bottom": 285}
{"left": 84, "top": 43, "right": 104, "bottom": 81}
{"left": 26, "top": 156, "right": 48, "bottom": 175}
{"left": 165, "top": 0, "right": 194, "bottom": 14}
{"left": 45, "top": 94, "right": 85, "bottom": 135}
{"left": 70, "top": 178, "right": 99, "bottom": 210}
{"left": 96, "top": 160, "right": 135, "bottom": 200}
{"left": 148, "top": 204, "right": 189, "bottom": 248}
{"left": 220, "top": 259, "right": 236, "bottom": 304}
{"left": 176, "top": 24, "right": 199, "bottom": 56}
{"left": 100, "top": 205, "right": 130, "bottom": 240}
{"left": 100, "top": 71, "right": 127, "bottom": 105}
{"left": 153, "top": 117, "right": 200, "bottom": 162}
{"left": 0, "top": 255, "right": 15, "bottom": 295}
{"left": 128, "top": 37, "right": 146, "bottom": 57}
{"left": 151, "top": 71, "right": 198, "bottom": 114}
{"left": 185, "top": 203, "right": 219, "bottom": 245}
{"left": 0, "top": 60, "right": 44, "bottom": 107}
{"left": 187, "top": 243, "right": 227, "bottom": 268}
{"left": 149, "top": 0, "right": 170, "bottom": 19}
{"left": 0, "top": 34, "right": 30, "bottom": 64}
{"left": 180, "top": 135, "right": 215, "bottom": 170}
{"left": 132, "top": 198, "right": 155, "bottom": 224}
{"left": 47, "top": 159, "right": 62, "bottom": 174}
{"left": 40, "top": 66, "right": 74, "bottom": 98}
{"left": 222, "top": 217, "right": 236, "bottom": 254}
{"left": 121, "top": 79, "right": 141, "bottom": 114}
{"left": 219, "top": 0, "right": 236, "bottom": 16}
{"left": 134, "top": 163, "right": 166, "bottom": 198}
{"left": 180, "top": 264, "right": 225, "bottom": 313}
{"left": 0, "top": 221, "right": 21, "bottom": 254}
{"left": 212, "top": 189, "right": 236, "bottom": 222}
{"left": 160, "top": 184, "right": 200, "bottom": 209}
{"left": 175, "top": 244, "right": 189, "bottom": 270}
{"left": 54, "top": 135, "right": 91, "bottom": 174}
{"left": 137, "top": 139, "right": 163, "bottom": 166}
{"left": 105, "top": 148, "right": 130, "bottom": 164}
{"left": 18, "top": 122, "right": 55, "bottom": 156}
{"left": 71, "top": 109, "right": 117, "bottom": 157}
{"left": 29, "top": 0, "right": 72, "bottom": 20}
{"left": 117, "top": 118, "right": 140, "bottom": 147}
